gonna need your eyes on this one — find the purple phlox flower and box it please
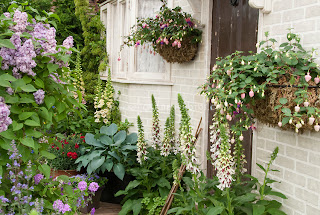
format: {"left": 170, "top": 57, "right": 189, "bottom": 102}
{"left": 61, "top": 203, "right": 71, "bottom": 214}
{"left": 53, "top": 199, "right": 64, "bottom": 211}
{"left": 34, "top": 174, "right": 44, "bottom": 185}
{"left": 78, "top": 181, "right": 87, "bottom": 191}
{"left": 33, "top": 89, "right": 45, "bottom": 105}
{"left": 88, "top": 182, "right": 99, "bottom": 192}
{"left": 0, "top": 196, "right": 9, "bottom": 203}
{"left": 90, "top": 208, "right": 96, "bottom": 215}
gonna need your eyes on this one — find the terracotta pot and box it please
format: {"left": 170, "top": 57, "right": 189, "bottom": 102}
{"left": 51, "top": 169, "right": 79, "bottom": 178}
{"left": 80, "top": 186, "right": 105, "bottom": 213}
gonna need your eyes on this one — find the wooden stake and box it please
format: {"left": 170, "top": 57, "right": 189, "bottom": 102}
{"left": 160, "top": 118, "right": 202, "bottom": 215}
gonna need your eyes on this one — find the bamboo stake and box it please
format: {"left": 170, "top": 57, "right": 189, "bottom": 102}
{"left": 160, "top": 118, "right": 203, "bottom": 215}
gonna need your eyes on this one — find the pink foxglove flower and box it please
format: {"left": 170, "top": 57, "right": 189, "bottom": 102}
{"left": 305, "top": 72, "right": 311, "bottom": 82}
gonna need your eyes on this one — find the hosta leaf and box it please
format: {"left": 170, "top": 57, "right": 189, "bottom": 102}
{"left": 113, "top": 163, "right": 125, "bottom": 180}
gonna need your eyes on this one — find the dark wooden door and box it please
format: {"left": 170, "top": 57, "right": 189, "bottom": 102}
{"left": 208, "top": 0, "right": 259, "bottom": 177}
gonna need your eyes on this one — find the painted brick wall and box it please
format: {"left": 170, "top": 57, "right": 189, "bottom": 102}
{"left": 252, "top": 1, "right": 320, "bottom": 214}
{"left": 109, "top": 0, "right": 211, "bottom": 169}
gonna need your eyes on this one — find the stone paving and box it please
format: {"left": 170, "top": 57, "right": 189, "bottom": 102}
{"left": 93, "top": 202, "right": 121, "bottom": 215}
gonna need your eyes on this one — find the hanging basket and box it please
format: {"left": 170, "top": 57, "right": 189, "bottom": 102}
{"left": 251, "top": 80, "right": 320, "bottom": 131}
{"left": 156, "top": 37, "right": 199, "bottom": 64}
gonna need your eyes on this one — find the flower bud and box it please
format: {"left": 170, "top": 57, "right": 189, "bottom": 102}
{"left": 305, "top": 72, "right": 311, "bottom": 82}
{"left": 278, "top": 122, "right": 282, "bottom": 127}
{"left": 239, "top": 135, "right": 244, "bottom": 141}
{"left": 304, "top": 101, "right": 309, "bottom": 107}
{"left": 249, "top": 90, "right": 254, "bottom": 98}
{"left": 295, "top": 105, "right": 300, "bottom": 112}
{"left": 308, "top": 116, "right": 315, "bottom": 125}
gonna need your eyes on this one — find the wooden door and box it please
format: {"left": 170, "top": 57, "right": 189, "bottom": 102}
{"left": 207, "top": 0, "right": 259, "bottom": 177}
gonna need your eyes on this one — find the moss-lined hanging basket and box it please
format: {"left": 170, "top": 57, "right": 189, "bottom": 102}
{"left": 252, "top": 81, "right": 320, "bottom": 131}
{"left": 156, "top": 37, "right": 199, "bottom": 63}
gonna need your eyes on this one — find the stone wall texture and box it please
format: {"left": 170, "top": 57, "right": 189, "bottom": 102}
{"left": 252, "top": 1, "right": 320, "bottom": 214}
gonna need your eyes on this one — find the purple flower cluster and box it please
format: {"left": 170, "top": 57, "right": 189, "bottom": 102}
{"left": 0, "top": 97, "right": 12, "bottom": 133}
{"left": 11, "top": 10, "right": 28, "bottom": 34}
{"left": 88, "top": 182, "right": 99, "bottom": 192}
{"left": 0, "top": 33, "right": 37, "bottom": 78}
{"left": 78, "top": 181, "right": 87, "bottom": 191}
{"left": 53, "top": 199, "right": 71, "bottom": 214}
{"left": 62, "top": 36, "right": 74, "bottom": 55}
{"left": 33, "top": 89, "right": 45, "bottom": 105}
{"left": 34, "top": 174, "right": 44, "bottom": 185}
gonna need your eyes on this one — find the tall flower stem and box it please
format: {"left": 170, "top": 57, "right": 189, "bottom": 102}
{"left": 226, "top": 188, "right": 234, "bottom": 215}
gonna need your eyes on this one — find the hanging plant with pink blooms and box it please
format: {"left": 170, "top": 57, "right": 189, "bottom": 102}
{"left": 121, "top": 0, "right": 202, "bottom": 63}
{"left": 202, "top": 31, "right": 320, "bottom": 137}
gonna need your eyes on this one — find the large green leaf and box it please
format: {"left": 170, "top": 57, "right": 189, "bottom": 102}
{"left": 267, "top": 208, "right": 286, "bottom": 215}
{"left": 24, "top": 120, "right": 40, "bottom": 127}
{"left": 12, "top": 121, "right": 23, "bottom": 131}
{"left": 113, "top": 130, "right": 126, "bottom": 146}
{"left": 122, "top": 145, "right": 137, "bottom": 151}
{"left": 108, "top": 151, "right": 120, "bottom": 161}
{"left": 85, "top": 133, "right": 104, "bottom": 147}
{"left": 38, "top": 164, "right": 51, "bottom": 179}
{"left": 89, "top": 157, "right": 105, "bottom": 172}
{"left": 126, "top": 133, "right": 138, "bottom": 144}
{"left": 0, "top": 79, "right": 11, "bottom": 88}
{"left": 21, "top": 84, "right": 37, "bottom": 92}
{"left": 113, "top": 163, "right": 125, "bottom": 180}
{"left": 118, "top": 199, "right": 133, "bottom": 215}
{"left": 87, "top": 150, "right": 105, "bottom": 161}
{"left": 132, "top": 199, "right": 142, "bottom": 215}
{"left": 105, "top": 123, "right": 118, "bottom": 136}
{"left": 100, "top": 135, "right": 112, "bottom": 145}
{"left": 234, "top": 193, "right": 257, "bottom": 205}
{"left": 47, "top": 63, "right": 59, "bottom": 73}
{"left": 45, "top": 96, "right": 55, "bottom": 109}
{"left": 39, "top": 107, "right": 51, "bottom": 121}
{"left": 19, "top": 112, "right": 34, "bottom": 120}
{"left": 0, "top": 130, "right": 15, "bottom": 139}
{"left": 207, "top": 206, "right": 225, "bottom": 215}
{"left": 253, "top": 205, "right": 265, "bottom": 215}
{"left": 125, "top": 180, "right": 141, "bottom": 192}
{"left": 157, "top": 177, "right": 171, "bottom": 189}
{"left": 0, "top": 39, "right": 16, "bottom": 49}
{"left": 21, "top": 137, "right": 35, "bottom": 149}
{"left": 40, "top": 150, "right": 56, "bottom": 160}
{"left": 267, "top": 191, "right": 287, "bottom": 199}
{"left": 104, "top": 159, "right": 113, "bottom": 172}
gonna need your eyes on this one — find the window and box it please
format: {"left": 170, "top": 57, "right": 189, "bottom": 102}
{"left": 100, "top": 0, "right": 172, "bottom": 83}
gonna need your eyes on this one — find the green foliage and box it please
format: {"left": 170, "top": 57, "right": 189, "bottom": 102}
{"left": 201, "top": 31, "right": 320, "bottom": 136}
{"left": 0, "top": 0, "right": 52, "bottom": 16}
{"left": 116, "top": 149, "right": 183, "bottom": 215}
{"left": 169, "top": 148, "right": 287, "bottom": 215}
{"left": 74, "top": 0, "right": 108, "bottom": 108}
{"left": 76, "top": 123, "right": 138, "bottom": 180}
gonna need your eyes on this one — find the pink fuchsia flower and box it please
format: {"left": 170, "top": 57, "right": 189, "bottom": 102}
{"left": 88, "top": 182, "right": 99, "bottom": 192}
{"left": 135, "top": 41, "right": 141, "bottom": 48}
{"left": 305, "top": 72, "right": 311, "bottom": 82}
{"left": 185, "top": 18, "right": 194, "bottom": 27}
{"left": 249, "top": 90, "right": 254, "bottom": 98}
{"left": 304, "top": 101, "right": 309, "bottom": 107}
{"left": 315, "top": 76, "right": 320, "bottom": 84}
{"left": 240, "top": 93, "right": 245, "bottom": 99}
{"left": 308, "top": 116, "right": 315, "bottom": 125}
{"left": 177, "top": 41, "right": 181, "bottom": 48}
{"left": 78, "top": 181, "right": 87, "bottom": 191}
{"left": 294, "top": 105, "right": 300, "bottom": 112}
{"left": 163, "top": 37, "right": 169, "bottom": 45}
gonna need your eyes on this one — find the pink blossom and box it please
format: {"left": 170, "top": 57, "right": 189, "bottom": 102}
{"left": 315, "top": 76, "right": 320, "bottom": 84}
{"left": 249, "top": 90, "right": 254, "bottom": 98}
{"left": 305, "top": 72, "right": 311, "bottom": 82}
{"left": 241, "top": 93, "right": 245, "bottom": 99}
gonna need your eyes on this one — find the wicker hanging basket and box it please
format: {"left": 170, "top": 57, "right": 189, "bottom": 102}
{"left": 251, "top": 81, "right": 320, "bottom": 131}
{"left": 156, "top": 36, "right": 199, "bottom": 64}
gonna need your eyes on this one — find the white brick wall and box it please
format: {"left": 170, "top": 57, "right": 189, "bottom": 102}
{"left": 253, "top": 2, "right": 320, "bottom": 214}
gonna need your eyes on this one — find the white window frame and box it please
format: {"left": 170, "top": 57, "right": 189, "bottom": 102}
{"left": 100, "top": 0, "right": 173, "bottom": 84}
